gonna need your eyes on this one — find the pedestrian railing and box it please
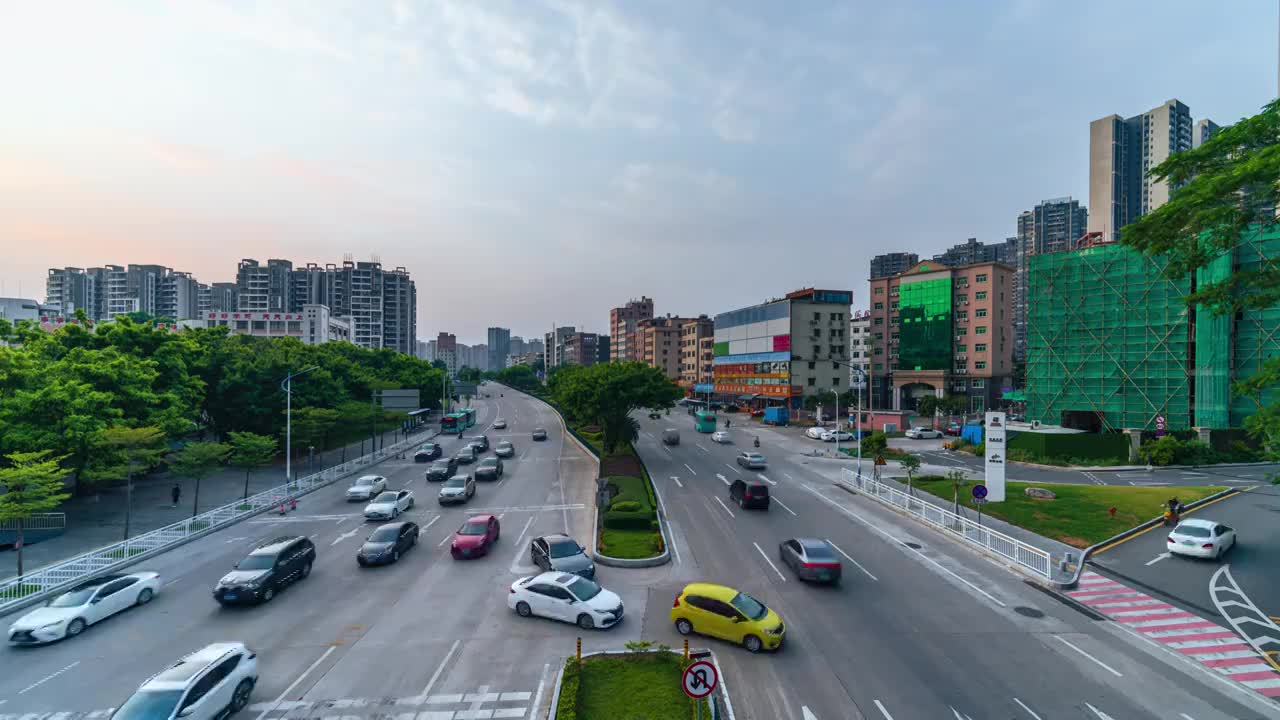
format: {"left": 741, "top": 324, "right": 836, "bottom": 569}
{"left": 0, "top": 513, "right": 66, "bottom": 531}
{"left": 838, "top": 468, "right": 1053, "bottom": 580}
{"left": 0, "top": 430, "right": 435, "bottom": 614}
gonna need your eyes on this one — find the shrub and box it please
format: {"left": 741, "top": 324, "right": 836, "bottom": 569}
{"left": 861, "top": 432, "right": 888, "bottom": 456}
{"left": 608, "top": 476, "right": 651, "bottom": 508}
{"left": 556, "top": 658, "right": 581, "bottom": 720}
{"left": 609, "top": 500, "right": 642, "bottom": 513}
{"left": 603, "top": 510, "right": 656, "bottom": 530}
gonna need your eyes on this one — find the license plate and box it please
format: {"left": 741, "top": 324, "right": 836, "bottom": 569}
{"left": 818, "top": 571, "right": 830, "bottom": 580}
{"left": 1182, "top": 540, "right": 1195, "bottom": 546}
{"left": 224, "top": 593, "right": 237, "bottom": 600}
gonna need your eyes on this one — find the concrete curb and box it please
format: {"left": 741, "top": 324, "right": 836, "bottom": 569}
{"left": 1011, "top": 460, "right": 1274, "bottom": 472}
{"left": 545, "top": 648, "right": 730, "bottom": 720}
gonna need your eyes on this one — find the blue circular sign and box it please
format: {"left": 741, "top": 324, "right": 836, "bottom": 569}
{"left": 972, "top": 484, "right": 988, "bottom": 500}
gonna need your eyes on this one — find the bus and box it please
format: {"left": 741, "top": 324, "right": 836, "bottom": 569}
{"left": 441, "top": 411, "right": 474, "bottom": 435}
{"left": 460, "top": 408, "right": 476, "bottom": 428}
{"left": 695, "top": 410, "right": 718, "bottom": 433}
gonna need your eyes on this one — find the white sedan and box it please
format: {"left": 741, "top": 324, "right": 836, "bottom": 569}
{"left": 821, "top": 430, "right": 855, "bottom": 442}
{"left": 493, "top": 418, "right": 507, "bottom": 429}
{"left": 346, "top": 475, "right": 388, "bottom": 501}
{"left": 508, "top": 571, "right": 624, "bottom": 630}
{"left": 364, "top": 489, "right": 415, "bottom": 520}
{"left": 1167, "top": 518, "right": 1236, "bottom": 559}
{"left": 711, "top": 430, "right": 732, "bottom": 444}
{"left": 905, "top": 427, "right": 943, "bottom": 439}
{"left": 8, "top": 572, "right": 160, "bottom": 644}
{"left": 805, "top": 427, "right": 827, "bottom": 440}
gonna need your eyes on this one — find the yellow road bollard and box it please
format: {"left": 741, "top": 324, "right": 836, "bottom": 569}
{"left": 683, "top": 638, "right": 689, "bottom": 661}
{"left": 576, "top": 636, "right": 582, "bottom": 661}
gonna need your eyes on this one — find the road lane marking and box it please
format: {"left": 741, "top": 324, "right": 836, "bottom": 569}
{"left": 1084, "top": 702, "right": 1118, "bottom": 719}
{"left": 513, "top": 516, "right": 536, "bottom": 547}
{"left": 331, "top": 528, "right": 361, "bottom": 546}
{"left": 757, "top": 473, "right": 775, "bottom": 485}
{"left": 684, "top": 463, "right": 697, "bottom": 475}
{"left": 873, "top": 700, "right": 895, "bottom": 720}
{"left": 772, "top": 497, "right": 798, "bottom": 516}
{"left": 802, "top": 707, "right": 818, "bottom": 720}
{"left": 1129, "top": 481, "right": 1171, "bottom": 486}
{"left": 716, "top": 473, "right": 731, "bottom": 486}
{"left": 825, "top": 539, "right": 878, "bottom": 581}
{"left": 697, "top": 444, "right": 709, "bottom": 452}
{"left": 714, "top": 497, "right": 736, "bottom": 517}
{"left": 1145, "top": 553, "right": 1171, "bottom": 566}
{"left": 529, "top": 663, "right": 551, "bottom": 719}
{"left": 1055, "top": 636, "right": 1123, "bottom": 677}
{"left": 671, "top": 476, "right": 684, "bottom": 488}
{"left": 255, "top": 646, "right": 337, "bottom": 720}
{"left": 726, "top": 463, "right": 741, "bottom": 474}
{"left": 421, "top": 639, "right": 461, "bottom": 698}
{"left": 224, "top": 536, "right": 248, "bottom": 544}
{"left": 753, "top": 541, "right": 787, "bottom": 582}
{"left": 783, "top": 473, "right": 794, "bottom": 481}
{"left": 950, "top": 708, "right": 974, "bottom": 720}
{"left": 1178, "top": 714, "right": 1197, "bottom": 720}
{"left": 1012, "top": 697, "right": 1042, "bottom": 720}
{"left": 437, "top": 532, "right": 453, "bottom": 547}
{"left": 18, "top": 661, "right": 80, "bottom": 694}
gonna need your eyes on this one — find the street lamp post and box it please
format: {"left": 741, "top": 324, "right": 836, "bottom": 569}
{"left": 830, "top": 388, "right": 840, "bottom": 459}
{"left": 281, "top": 366, "right": 319, "bottom": 486}
{"left": 826, "top": 358, "right": 868, "bottom": 478}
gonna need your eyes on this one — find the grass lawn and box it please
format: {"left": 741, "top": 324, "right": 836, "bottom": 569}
{"left": 909, "top": 477, "right": 1225, "bottom": 548}
{"left": 567, "top": 653, "right": 709, "bottom": 720}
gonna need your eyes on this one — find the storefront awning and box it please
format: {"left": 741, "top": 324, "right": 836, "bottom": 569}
{"left": 737, "top": 394, "right": 757, "bottom": 401}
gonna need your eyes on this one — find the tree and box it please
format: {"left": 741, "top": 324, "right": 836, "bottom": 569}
{"left": 92, "top": 426, "right": 166, "bottom": 539}
{"left": 228, "top": 432, "right": 277, "bottom": 500}
{"left": 287, "top": 407, "right": 340, "bottom": 460}
{"left": 898, "top": 453, "right": 922, "bottom": 496}
{"left": 457, "top": 366, "right": 482, "bottom": 383}
{"left": 947, "top": 468, "right": 968, "bottom": 516}
{"left": 431, "top": 359, "right": 448, "bottom": 371}
{"left": 549, "top": 362, "right": 683, "bottom": 453}
{"left": 916, "top": 395, "right": 940, "bottom": 421}
{"left": 0, "top": 451, "right": 71, "bottom": 577}
{"left": 1123, "top": 99, "right": 1280, "bottom": 456}
{"left": 168, "top": 442, "right": 230, "bottom": 517}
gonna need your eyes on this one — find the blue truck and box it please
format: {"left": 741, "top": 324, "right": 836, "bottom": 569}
{"left": 763, "top": 407, "right": 790, "bottom": 426}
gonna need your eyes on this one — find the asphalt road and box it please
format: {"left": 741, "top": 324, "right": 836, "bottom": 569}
{"left": 634, "top": 412, "right": 1276, "bottom": 720}
{"left": 1091, "top": 485, "right": 1280, "bottom": 665}
{"left": 0, "top": 386, "right": 621, "bottom": 720}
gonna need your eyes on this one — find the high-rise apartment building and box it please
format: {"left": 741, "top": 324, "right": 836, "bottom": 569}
{"left": 209, "top": 282, "right": 238, "bottom": 312}
{"left": 867, "top": 260, "right": 1015, "bottom": 413}
{"left": 678, "top": 315, "right": 715, "bottom": 390}
{"left": 436, "top": 332, "right": 458, "bottom": 376}
{"left": 931, "top": 238, "right": 1016, "bottom": 268}
{"left": 609, "top": 296, "right": 654, "bottom": 362}
{"left": 870, "top": 253, "right": 919, "bottom": 280}
{"left": 564, "top": 332, "right": 605, "bottom": 367}
{"left": 1089, "top": 99, "right": 1195, "bottom": 241}
{"left": 1013, "top": 197, "right": 1089, "bottom": 362}
{"left": 487, "top": 328, "right": 511, "bottom": 373}
{"left": 1194, "top": 119, "right": 1221, "bottom": 148}
{"left": 159, "top": 271, "right": 201, "bottom": 320}
{"left": 381, "top": 266, "right": 415, "bottom": 355}
{"left": 637, "top": 315, "right": 687, "bottom": 379}
{"left": 236, "top": 259, "right": 293, "bottom": 313}
{"left": 849, "top": 310, "right": 871, "bottom": 388}
{"left": 45, "top": 267, "right": 97, "bottom": 317}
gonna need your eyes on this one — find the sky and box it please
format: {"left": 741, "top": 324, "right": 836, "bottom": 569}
{"left": 1, "top": 0, "right": 1276, "bottom": 345}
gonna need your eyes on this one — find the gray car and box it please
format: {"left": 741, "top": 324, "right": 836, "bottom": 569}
{"left": 530, "top": 534, "right": 594, "bottom": 579}
{"left": 438, "top": 474, "right": 475, "bottom": 505}
{"left": 736, "top": 451, "right": 767, "bottom": 470}
{"left": 495, "top": 440, "right": 515, "bottom": 458}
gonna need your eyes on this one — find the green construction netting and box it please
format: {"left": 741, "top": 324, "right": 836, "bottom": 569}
{"left": 1228, "top": 225, "right": 1280, "bottom": 427}
{"left": 1195, "top": 253, "right": 1232, "bottom": 429}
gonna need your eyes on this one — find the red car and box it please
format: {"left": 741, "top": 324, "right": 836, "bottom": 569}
{"left": 451, "top": 514, "right": 501, "bottom": 559}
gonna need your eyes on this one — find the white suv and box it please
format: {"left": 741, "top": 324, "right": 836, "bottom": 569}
{"left": 112, "top": 643, "right": 258, "bottom": 720}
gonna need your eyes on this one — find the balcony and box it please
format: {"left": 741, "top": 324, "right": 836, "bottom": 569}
{"left": 953, "top": 368, "right": 968, "bottom": 375}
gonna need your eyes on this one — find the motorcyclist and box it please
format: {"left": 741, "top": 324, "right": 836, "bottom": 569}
{"left": 725, "top": 419, "right": 731, "bottom": 429}
{"left": 754, "top": 437, "right": 760, "bottom": 448}
{"left": 1164, "top": 497, "right": 1182, "bottom": 525}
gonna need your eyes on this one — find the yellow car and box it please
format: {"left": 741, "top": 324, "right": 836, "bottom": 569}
{"left": 670, "top": 582, "right": 785, "bottom": 653}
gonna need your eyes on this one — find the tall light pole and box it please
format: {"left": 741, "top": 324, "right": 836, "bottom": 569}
{"left": 830, "top": 388, "right": 841, "bottom": 458}
{"left": 281, "top": 366, "right": 319, "bottom": 484}
{"left": 827, "top": 358, "right": 868, "bottom": 478}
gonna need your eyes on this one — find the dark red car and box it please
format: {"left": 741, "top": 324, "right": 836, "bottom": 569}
{"left": 451, "top": 514, "right": 501, "bottom": 559}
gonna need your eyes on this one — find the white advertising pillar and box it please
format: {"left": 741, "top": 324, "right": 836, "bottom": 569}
{"left": 984, "top": 412, "right": 1007, "bottom": 502}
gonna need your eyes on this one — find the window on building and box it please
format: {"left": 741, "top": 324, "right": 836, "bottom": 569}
{"left": 813, "top": 345, "right": 821, "bottom": 356}
{"left": 975, "top": 326, "right": 987, "bottom": 335}
{"left": 974, "top": 343, "right": 987, "bottom": 352}
{"left": 873, "top": 363, "right": 883, "bottom": 370}
{"left": 874, "top": 287, "right": 884, "bottom": 295}
{"left": 972, "top": 396, "right": 985, "bottom": 412}
{"left": 873, "top": 302, "right": 883, "bottom": 310}
{"left": 975, "top": 291, "right": 987, "bottom": 300}
{"left": 814, "top": 327, "right": 822, "bottom": 337}
{"left": 891, "top": 301, "right": 899, "bottom": 310}
{"left": 976, "top": 308, "right": 988, "bottom": 318}
{"left": 890, "top": 332, "right": 899, "bottom": 340}
{"left": 813, "top": 312, "right": 820, "bottom": 321}
{"left": 832, "top": 377, "right": 841, "bottom": 386}
{"left": 956, "top": 294, "right": 967, "bottom": 303}
{"left": 831, "top": 312, "right": 842, "bottom": 322}
{"left": 832, "top": 362, "right": 840, "bottom": 370}
{"left": 976, "top": 273, "right": 988, "bottom": 283}
{"left": 874, "top": 332, "right": 883, "bottom": 340}
{"left": 807, "top": 377, "right": 816, "bottom": 386}
{"left": 956, "top": 327, "right": 967, "bottom": 336}
{"left": 975, "top": 361, "right": 987, "bottom": 369}
{"left": 874, "top": 348, "right": 883, "bottom": 355}
{"left": 874, "top": 318, "right": 883, "bottom": 326}
{"left": 956, "top": 344, "right": 966, "bottom": 352}
{"left": 808, "top": 361, "right": 815, "bottom": 369}
{"left": 972, "top": 379, "right": 985, "bottom": 388}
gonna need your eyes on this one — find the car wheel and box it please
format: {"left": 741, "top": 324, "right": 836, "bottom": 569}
{"left": 136, "top": 588, "right": 154, "bottom": 606}
{"left": 392, "top": 551, "right": 400, "bottom": 563}
{"left": 66, "top": 618, "right": 87, "bottom": 637}
{"left": 738, "top": 497, "right": 745, "bottom": 508}
{"left": 743, "top": 635, "right": 763, "bottom": 653}
{"left": 261, "top": 586, "right": 275, "bottom": 603}
{"left": 516, "top": 601, "right": 532, "bottom": 617}
{"left": 301, "top": 562, "right": 312, "bottom": 579}
{"left": 577, "top": 614, "right": 595, "bottom": 630}
{"left": 392, "top": 508, "right": 400, "bottom": 519}
{"left": 675, "top": 618, "right": 693, "bottom": 636}
{"left": 409, "top": 498, "right": 415, "bottom": 509}
{"left": 230, "top": 679, "right": 254, "bottom": 713}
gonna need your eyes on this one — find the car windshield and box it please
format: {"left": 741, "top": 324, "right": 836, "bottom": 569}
{"left": 480, "top": 458, "right": 497, "bottom": 467}
{"left": 803, "top": 543, "right": 837, "bottom": 560}
{"left": 457, "top": 448, "right": 472, "bottom": 456}
{"left": 498, "top": 442, "right": 512, "bottom": 449}
{"left": 1176, "top": 524, "right": 1211, "bottom": 538}
{"left": 354, "top": 477, "right": 374, "bottom": 487}
{"left": 369, "top": 526, "right": 400, "bottom": 542}
{"left": 111, "top": 690, "right": 184, "bottom": 720}
{"left": 49, "top": 587, "right": 96, "bottom": 607}
{"left": 550, "top": 540, "right": 582, "bottom": 558}
{"left": 730, "top": 591, "right": 768, "bottom": 620}
{"left": 567, "top": 577, "right": 602, "bottom": 602}
{"left": 420, "top": 444, "right": 436, "bottom": 452}
{"left": 372, "top": 492, "right": 397, "bottom": 504}
{"left": 236, "top": 554, "right": 275, "bottom": 571}
{"left": 458, "top": 521, "right": 487, "bottom": 536}
{"left": 445, "top": 477, "right": 466, "bottom": 487}
{"left": 432, "top": 461, "right": 450, "bottom": 470}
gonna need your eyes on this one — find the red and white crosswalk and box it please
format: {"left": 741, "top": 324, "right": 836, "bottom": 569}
{"left": 1069, "top": 571, "right": 1280, "bottom": 700}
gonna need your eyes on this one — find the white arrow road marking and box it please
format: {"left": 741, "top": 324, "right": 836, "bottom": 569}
{"left": 685, "top": 463, "right": 697, "bottom": 475}
{"left": 753, "top": 542, "right": 786, "bottom": 582}
{"left": 783, "top": 472, "right": 795, "bottom": 481}
{"left": 757, "top": 473, "right": 775, "bottom": 485}
{"left": 1085, "top": 702, "right": 1117, "bottom": 719}
{"left": 671, "top": 476, "right": 683, "bottom": 488}
{"left": 1012, "top": 697, "right": 1043, "bottom": 720}
{"left": 802, "top": 708, "right": 818, "bottom": 720}
{"left": 716, "top": 473, "right": 731, "bottom": 486}
{"left": 1145, "top": 553, "right": 1171, "bottom": 566}
{"left": 331, "top": 528, "right": 360, "bottom": 546}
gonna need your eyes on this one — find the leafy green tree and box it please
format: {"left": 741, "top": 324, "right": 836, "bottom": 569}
{"left": 228, "top": 432, "right": 277, "bottom": 500}
{"left": 92, "top": 426, "right": 167, "bottom": 539}
{"left": 168, "top": 441, "right": 230, "bottom": 517}
{"left": 0, "top": 451, "right": 71, "bottom": 576}
{"left": 457, "top": 366, "right": 482, "bottom": 383}
{"left": 916, "top": 395, "right": 940, "bottom": 420}
{"left": 899, "top": 453, "right": 922, "bottom": 495}
{"left": 431, "top": 359, "right": 447, "bottom": 371}
{"left": 495, "top": 365, "right": 538, "bottom": 392}
{"left": 947, "top": 468, "right": 969, "bottom": 516}
{"left": 288, "top": 407, "right": 340, "bottom": 458}
{"left": 1123, "top": 99, "right": 1280, "bottom": 456}
{"left": 861, "top": 431, "right": 888, "bottom": 457}
{"left": 549, "top": 362, "right": 682, "bottom": 453}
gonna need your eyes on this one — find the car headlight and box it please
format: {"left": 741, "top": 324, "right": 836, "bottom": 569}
{"left": 764, "top": 625, "right": 784, "bottom": 635}
{"left": 245, "top": 581, "right": 261, "bottom": 589}
{"left": 38, "top": 621, "right": 66, "bottom": 630}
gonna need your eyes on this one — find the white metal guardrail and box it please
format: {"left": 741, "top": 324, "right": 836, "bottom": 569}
{"left": 0, "top": 513, "right": 66, "bottom": 531}
{"left": 838, "top": 468, "right": 1052, "bottom": 580}
{"left": 0, "top": 430, "right": 435, "bottom": 613}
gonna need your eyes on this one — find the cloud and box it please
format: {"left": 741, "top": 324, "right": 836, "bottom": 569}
{"left": 182, "top": 1, "right": 355, "bottom": 62}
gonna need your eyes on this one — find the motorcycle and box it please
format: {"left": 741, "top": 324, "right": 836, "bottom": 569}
{"left": 754, "top": 437, "right": 760, "bottom": 449}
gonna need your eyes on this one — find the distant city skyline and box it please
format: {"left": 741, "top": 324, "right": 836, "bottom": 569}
{"left": 2, "top": 1, "right": 1275, "bottom": 338}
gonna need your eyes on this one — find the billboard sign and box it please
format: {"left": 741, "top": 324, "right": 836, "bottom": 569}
{"left": 983, "top": 412, "right": 1006, "bottom": 502}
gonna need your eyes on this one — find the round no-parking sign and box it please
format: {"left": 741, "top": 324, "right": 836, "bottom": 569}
{"left": 681, "top": 660, "right": 718, "bottom": 699}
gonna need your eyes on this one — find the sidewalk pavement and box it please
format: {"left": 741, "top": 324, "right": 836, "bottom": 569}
{"left": 1, "top": 426, "right": 430, "bottom": 577}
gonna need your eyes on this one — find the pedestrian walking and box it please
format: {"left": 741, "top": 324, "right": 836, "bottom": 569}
{"left": 171, "top": 483, "right": 181, "bottom": 507}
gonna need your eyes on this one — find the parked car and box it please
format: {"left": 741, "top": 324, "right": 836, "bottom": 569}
{"left": 474, "top": 456, "right": 504, "bottom": 481}
{"left": 945, "top": 422, "right": 963, "bottom": 437}
{"left": 345, "top": 475, "right": 387, "bottom": 501}
{"left": 493, "top": 418, "right": 507, "bottom": 429}
{"left": 530, "top": 534, "right": 594, "bottom": 579}
{"left": 425, "top": 458, "right": 459, "bottom": 482}
{"left": 821, "top": 430, "right": 855, "bottom": 442}
{"left": 451, "top": 514, "right": 500, "bottom": 559}
{"left": 213, "top": 536, "right": 315, "bottom": 606}
{"left": 805, "top": 426, "right": 826, "bottom": 440}
{"left": 905, "top": 427, "right": 943, "bottom": 439}
{"left": 670, "top": 582, "right": 784, "bottom": 653}
{"left": 509, "top": 571, "right": 624, "bottom": 630}
{"left": 468, "top": 435, "right": 490, "bottom": 453}
{"left": 454, "top": 446, "right": 478, "bottom": 464}
{"left": 8, "top": 572, "right": 161, "bottom": 644}
{"left": 736, "top": 451, "right": 767, "bottom": 470}
{"left": 413, "top": 443, "right": 442, "bottom": 462}
{"left": 364, "top": 489, "right": 414, "bottom": 520}
{"left": 729, "top": 478, "right": 770, "bottom": 510}
{"left": 495, "top": 440, "right": 515, "bottom": 458}
{"left": 662, "top": 429, "right": 680, "bottom": 446}
{"left": 110, "top": 643, "right": 258, "bottom": 720}
{"left": 778, "top": 538, "right": 842, "bottom": 584}
{"left": 438, "top": 474, "right": 476, "bottom": 505}
{"left": 1168, "top": 518, "right": 1237, "bottom": 559}
{"left": 357, "top": 521, "right": 419, "bottom": 566}
{"left": 532, "top": 428, "right": 548, "bottom": 441}
{"left": 711, "top": 430, "right": 732, "bottom": 444}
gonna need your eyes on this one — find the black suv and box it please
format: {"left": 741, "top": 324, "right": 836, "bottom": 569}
{"left": 413, "top": 443, "right": 442, "bottom": 462}
{"left": 214, "top": 536, "right": 316, "bottom": 606}
{"left": 729, "top": 478, "right": 770, "bottom": 510}
{"left": 467, "top": 435, "right": 490, "bottom": 453}
{"left": 425, "top": 457, "right": 459, "bottom": 481}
